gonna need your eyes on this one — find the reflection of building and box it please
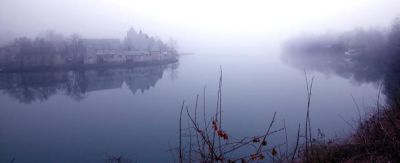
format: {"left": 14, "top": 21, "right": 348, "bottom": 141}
{"left": 124, "top": 66, "right": 165, "bottom": 94}
{"left": 83, "top": 69, "right": 125, "bottom": 92}
{"left": 0, "top": 64, "right": 178, "bottom": 103}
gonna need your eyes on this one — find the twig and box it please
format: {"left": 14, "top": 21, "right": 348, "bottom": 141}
{"left": 186, "top": 107, "right": 219, "bottom": 160}
{"left": 256, "top": 112, "right": 277, "bottom": 154}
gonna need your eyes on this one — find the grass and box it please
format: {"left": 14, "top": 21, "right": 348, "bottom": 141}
{"left": 301, "top": 98, "right": 400, "bottom": 162}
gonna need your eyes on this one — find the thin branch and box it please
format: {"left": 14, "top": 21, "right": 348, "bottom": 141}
{"left": 256, "top": 112, "right": 277, "bottom": 154}
{"left": 179, "top": 101, "right": 185, "bottom": 163}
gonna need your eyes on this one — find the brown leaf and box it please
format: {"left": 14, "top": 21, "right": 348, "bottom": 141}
{"left": 259, "top": 154, "right": 265, "bottom": 160}
{"left": 251, "top": 154, "right": 258, "bottom": 160}
{"left": 271, "top": 148, "right": 278, "bottom": 156}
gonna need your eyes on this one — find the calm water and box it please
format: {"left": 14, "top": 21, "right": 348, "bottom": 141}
{"left": 0, "top": 50, "right": 382, "bottom": 162}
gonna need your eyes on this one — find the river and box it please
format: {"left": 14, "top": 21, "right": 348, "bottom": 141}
{"left": 0, "top": 49, "right": 382, "bottom": 162}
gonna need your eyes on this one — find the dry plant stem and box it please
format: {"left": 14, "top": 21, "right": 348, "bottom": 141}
{"left": 168, "top": 140, "right": 177, "bottom": 163}
{"left": 179, "top": 101, "right": 185, "bottom": 163}
{"left": 377, "top": 81, "right": 383, "bottom": 112}
{"left": 202, "top": 85, "right": 209, "bottom": 160}
{"left": 195, "top": 95, "right": 199, "bottom": 127}
{"left": 304, "top": 70, "right": 309, "bottom": 158}
{"left": 351, "top": 95, "right": 373, "bottom": 156}
{"left": 203, "top": 85, "right": 207, "bottom": 131}
{"left": 303, "top": 70, "right": 314, "bottom": 160}
{"left": 351, "top": 95, "right": 362, "bottom": 123}
{"left": 181, "top": 69, "right": 290, "bottom": 162}
{"left": 193, "top": 95, "right": 204, "bottom": 161}
{"left": 308, "top": 77, "right": 314, "bottom": 150}
{"left": 291, "top": 123, "right": 301, "bottom": 162}
{"left": 284, "top": 119, "right": 289, "bottom": 160}
{"left": 256, "top": 111, "right": 277, "bottom": 154}
{"left": 211, "top": 67, "right": 223, "bottom": 160}
{"left": 218, "top": 67, "right": 223, "bottom": 156}
{"left": 187, "top": 118, "right": 193, "bottom": 163}
{"left": 186, "top": 108, "right": 219, "bottom": 160}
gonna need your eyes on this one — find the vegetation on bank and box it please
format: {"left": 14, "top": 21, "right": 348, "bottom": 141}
{"left": 0, "top": 28, "right": 178, "bottom": 70}
{"left": 282, "top": 17, "right": 400, "bottom": 67}
{"left": 278, "top": 17, "right": 400, "bottom": 162}
{"left": 176, "top": 68, "right": 400, "bottom": 162}
{"left": 177, "top": 20, "right": 400, "bottom": 160}
{"left": 172, "top": 18, "right": 400, "bottom": 161}
{"left": 302, "top": 100, "right": 400, "bottom": 162}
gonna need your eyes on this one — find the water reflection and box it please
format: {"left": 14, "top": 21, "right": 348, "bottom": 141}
{"left": 281, "top": 52, "right": 400, "bottom": 106}
{"left": 0, "top": 63, "right": 179, "bottom": 103}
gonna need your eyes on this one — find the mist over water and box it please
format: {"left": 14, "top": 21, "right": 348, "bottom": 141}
{"left": 0, "top": 47, "right": 381, "bottom": 162}
{"left": 0, "top": 0, "right": 399, "bottom": 162}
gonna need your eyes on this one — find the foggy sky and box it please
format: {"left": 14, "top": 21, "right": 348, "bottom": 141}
{"left": 0, "top": 0, "right": 399, "bottom": 52}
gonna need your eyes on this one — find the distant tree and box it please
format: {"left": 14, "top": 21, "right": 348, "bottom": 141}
{"left": 388, "top": 17, "right": 400, "bottom": 63}
{"left": 37, "top": 30, "right": 66, "bottom": 51}
{"left": 167, "top": 38, "right": 178, "bottom": 55}
{"left": 389, "top": 18, "right": 400, "bottom": 48}
{"left": 66, "top": 33, "right": 85, "bottom": 64}
{"left": 124, "top": 27, "right": 170, "bottom": 52}
{"left": 37, "top": 30, "right": 64, "bottom": 41}
{"left": 13, "top": 37, "right": 33, "bottom": 54}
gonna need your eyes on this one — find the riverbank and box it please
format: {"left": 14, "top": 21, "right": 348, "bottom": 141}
{"left": 175, "top": 68, "right": 400, "bottom": 162}
{"left": 300, "top": 101, "right": 400, "bottom": 162}
{"left": 0, "top": 58, "right": 178, "bottom": 73}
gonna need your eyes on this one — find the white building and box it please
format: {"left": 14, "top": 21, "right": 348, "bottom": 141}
{"left": 82, "top": 39, "right": 121, "bottom": 64}
{"left": 82, "top": 38, "right": 174, "bottom": 65}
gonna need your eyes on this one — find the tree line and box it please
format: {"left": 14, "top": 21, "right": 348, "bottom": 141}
{"left": 0, "top": 28, "right": 178, "bottom": 68}
{"left": 283, "top": 17, "right": 400, "bottom": 66}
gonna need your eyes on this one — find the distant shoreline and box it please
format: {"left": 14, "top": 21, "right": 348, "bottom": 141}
{"left": 0, "top": 58, "right": 178, "bottom": 73}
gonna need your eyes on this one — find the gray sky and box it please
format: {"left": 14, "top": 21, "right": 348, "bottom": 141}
{"left": 0, "top": 0, "right": 399, "bottom": 52}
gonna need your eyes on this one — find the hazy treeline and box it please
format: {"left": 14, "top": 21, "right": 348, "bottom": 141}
{"left": 282, "top": 17, "right": 400, "bottom": 107}
{"left": 283, "top": 17, "right": 400, "bottom": 66}
{"left": 280, "top": 17, "right": 400, "bottom": 162}
{"left": 0, "top": 29, "right": 177, "bottom": 68}
{"left": 0, "top": 31, "right": 85, "bottom": 66}
{"left": 124, "top": 27, "right": 175, "bottom": 52}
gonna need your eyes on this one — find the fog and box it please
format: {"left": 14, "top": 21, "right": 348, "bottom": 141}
{"left": 2, "top": 1, "right": 400, "bottom": 162}
{"left": 0, "top": 0, "right": 398, "bottom": 53}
